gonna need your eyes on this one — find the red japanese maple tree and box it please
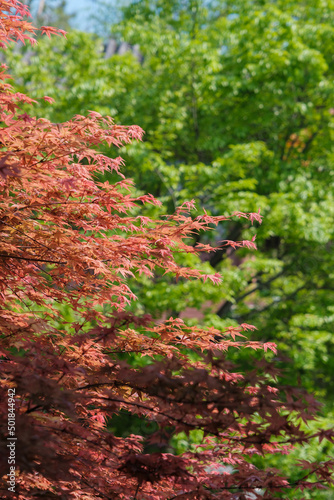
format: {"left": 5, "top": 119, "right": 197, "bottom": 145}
{"left": 0, "top": 1, "right": 333, "bottom": 498}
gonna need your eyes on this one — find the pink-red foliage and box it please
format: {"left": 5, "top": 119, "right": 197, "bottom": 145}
{"left": 0, "top": 2, "right": 333, "bottom": 498}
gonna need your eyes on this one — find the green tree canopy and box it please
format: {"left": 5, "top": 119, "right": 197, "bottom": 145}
{"left": 9, "top": 0, "right": 334, "bottom": 398}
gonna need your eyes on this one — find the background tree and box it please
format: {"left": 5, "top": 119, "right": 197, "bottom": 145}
{"left": 23, "top": 0, "right": 74, "bottom": 29}
{"left": 9, "top": 0, "right": 334, "bottom": 408}
{"left": 16, "top": 2, "right": 333, "bottom": 396}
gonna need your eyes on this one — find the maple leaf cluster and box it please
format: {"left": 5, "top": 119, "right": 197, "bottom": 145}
{"left": 0, "top": 2, "right": 333, "bottom": 499}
